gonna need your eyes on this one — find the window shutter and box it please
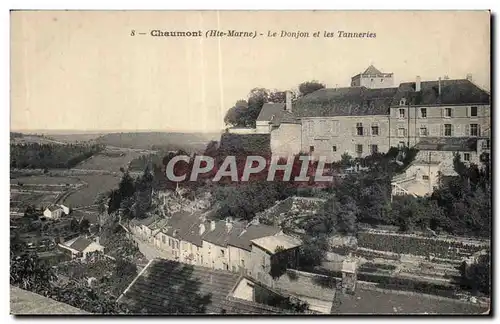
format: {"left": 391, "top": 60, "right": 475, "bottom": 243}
{"left": 440, "top": 124, "right": 444, "bottom": 136}
{"left": 466, "top": 107, "right": 469, "bottom": 117}
{"left": 365, "top": 127, "right": 369, "bottom": 136}
{"left": 465, "top": 124, "right": 470, "bottom": 136}
{"left": 441, "top": 108, "right": 444, "bottom": 118}
{"left": 478, "top": 124, "right": 481, "bottom": 137}
{"left": 450, "top": 125, "right": 454, "bottom": 137}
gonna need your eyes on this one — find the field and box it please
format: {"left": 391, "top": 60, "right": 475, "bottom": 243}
{"left": 62, "top": 174, "right": 121, "bottom": 207}
{"left": 45, "top": 133, "right": 105, "bottom": 143}
{"left": 95, "top": 132, "right": 219, "bottom": 151}
{"left": 11, "top": 176, "right": 81, "bottom": 185}
{"left": 75, "top": 149, "right": 142, "bottom": 172}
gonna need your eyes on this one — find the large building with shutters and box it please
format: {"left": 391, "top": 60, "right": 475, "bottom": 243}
{"left": 262, "top": 65, "right": 491, "bottom": 162}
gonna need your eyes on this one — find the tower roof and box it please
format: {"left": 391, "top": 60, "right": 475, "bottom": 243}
{"left": 362, "top": 65, "right": 383, "bottom": 75}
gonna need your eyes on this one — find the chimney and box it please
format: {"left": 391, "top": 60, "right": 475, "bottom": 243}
{"left": 225, "top": 218, "right": 233, "bottom": 232}
{"left": 466, "top": 73, "right": 473, "bottom": 82}
{"left": 95, "top": 237, "right": 100, "bottom": 245}
{"left": 415, "top": 76, "right": 421, "bottom": 92}
{"left": 210, "top": 220, "right": 216, "bottom": 231}
{"left": 438, "top": 77, "right": 442, "bottom": 97}
{"left": 285, "top": 91, "right": 292, "bottom": 113}
{"left": 199, "top": 223, "right": 206, "bottom": 236}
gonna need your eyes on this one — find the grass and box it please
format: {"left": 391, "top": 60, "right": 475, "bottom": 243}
{"left": 10, "top": 176, "right": 82, "bottom": 185}
{"left": 63, "top": 174, "right": 120, "bottom": 207}
{"left": 75, "top": 150, "right": 141, "bottom": 172}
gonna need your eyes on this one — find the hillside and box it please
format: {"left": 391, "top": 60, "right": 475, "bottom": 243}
{"left": 95, "top": 132, "right": 220, "bottom": 152}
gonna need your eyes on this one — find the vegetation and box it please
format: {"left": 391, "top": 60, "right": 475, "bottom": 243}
{"left": 10, "top": 143, "right": 104, "bottom": 169}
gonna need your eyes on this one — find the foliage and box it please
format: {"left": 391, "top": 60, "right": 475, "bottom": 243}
{"left": 459, "top": 251, "right": 490, "bottom": 296}
{"left": 223, "top": 88, "right": 293, "bottom": 127}
{"left": 357, "top": 232, "right": 486, "bottom": 259}
{"left": 270, "top": 245, "right": 288, "bottom": 279}
{"left": 298, "top": 81, "right": 325, "bottom": 97}
{"left": 10, "top": 143, "right": 104, "bottom": 169}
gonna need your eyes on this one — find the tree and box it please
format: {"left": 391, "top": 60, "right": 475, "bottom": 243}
{"left": 298, "top": 81, "right": 325, "bottom": 97}
{"left": 460, "top": 251, "right": 490, "bottom": 296}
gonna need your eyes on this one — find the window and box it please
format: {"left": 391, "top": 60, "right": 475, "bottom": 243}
{"left": 371, "top": 78, "right": 374, "bottom": 82}
{"left": 419, "top": 126, "right": 428, "bottom": 136}
{"left": 309, "top": 146, "right": 314, "bottom": 153}
{"left": 371, "top": 145, "right": 378, "bottom": 154}
{"left": 399, "top": 109, "right": 406, "bottom": 119}
{"left": 463, "top": 153, "right": 470, "bottom": 161}
{"left": 371, "top": 125, "right": 379, "bottom": 136}
{"left": 261, "top": 256, "right": 266, "bottom": 267}
{"left": 470, "top": 106, "right": 478, "bottom": 117}
{"left": 380, "top": 79, "right": 384, "bottom": 82}
{"left": 168, "top": 239, "right": 171, "bottom": 247}
{"left": 400, "top": 98, "right": 407, "bottom": 106}
{"left": 420, "top": 108, "right": 427, "bottom": 118}
{"left": 232, "top": 266, "right": 236, "bottom": 272}
{"left": 162, "top": 235, "right": 166, "bottom": 244}
{"left": 444, "top": 108, "right": 452, "bottom": 118}
{"left": 241, "top": 259, "right": 245, "bottom": 267}
{"left": 356, "top": 144, "right": 363, "bottom": 154}
{"left": 398, "top": 141, "right": 406, "bottom": 148}
{"left": 398, "top": 128, "right": 407, "bottom": 137}
{"left": 221, "top": 249, "right": 225, "bottom": 257}
{"left": 422, "top": 175, "right": 430, "bottom": 180}
{"left": 470, "top": 124, "right": 479, "bottom": 136}
{"left": 444, "top": 124, "right": 452, "bottom": 136}
{"left": 332, "top": 145, "right": 337, "bottom": 152}
{"left": 356, "top": 123, "right": 364, "bottom": 136}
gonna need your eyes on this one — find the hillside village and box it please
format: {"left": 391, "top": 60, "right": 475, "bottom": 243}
{"left": 10, "top": 65, "right": 491, "bottom": 315}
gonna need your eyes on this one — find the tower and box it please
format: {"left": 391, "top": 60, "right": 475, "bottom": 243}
{"left": 351, "top": 65, "right": 394, "bottom": 88}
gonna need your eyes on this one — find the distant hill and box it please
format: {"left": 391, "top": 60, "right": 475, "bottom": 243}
{"left": 94, "top": 132, "right": 220, "bottom": 152}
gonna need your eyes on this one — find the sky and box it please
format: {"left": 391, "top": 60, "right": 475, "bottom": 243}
{"left": 11, "top": 10, "right": 490, "bottom": 133}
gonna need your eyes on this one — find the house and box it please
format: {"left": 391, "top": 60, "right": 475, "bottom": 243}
{"left": 59, "top": 204, "right": 70, "bottom": 215}
{"left": 117, "top": 259, "right": 293, "bottom": 314}
{"left": 250, "top": 234, "right": 302, "bottom": 287}
{"left": 43, "top": 205, "right": 64, "bottom": 220}
{"left": 267, "top": 66, "right": 490, "bottom": 163}
{"left": 201, "top": 219, "right": 246, "bottom": 271}
{"left": 228, "top": 223, "right": 282, "bottom": 275}
{"left": 58, "top": 236, "right": 104, "bottom": 260}
{"left": 391, "top": 137, "right": 490, "bottom": 197}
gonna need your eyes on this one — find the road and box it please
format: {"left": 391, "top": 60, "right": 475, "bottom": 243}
{"left": 132, "top": 237, "right": 175, "bottom": 261}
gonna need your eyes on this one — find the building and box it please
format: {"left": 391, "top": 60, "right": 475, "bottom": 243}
{"left": 201, "top": 219, "right": 245, "bottom": 271}
{"left": 391, "top": 137, "right": 490, "bottom": 197}
{"left": 43, "top": 205, "right": 64, "bottom": 220}
{"left": 60, "top": 204, "right": 70, "bottom": 215}
{"left": 250, "top": 234, "right": 302, "bottom": 286}
{"left": 267, "top": 66, "right": 490, "bottom": 163}
{"left": 351, "top": 64, "right": 394, "bottom": 88}
{"left": 58, "top": 236, "right": 104, "bottom": 260}
{"left": 228, "top": 223, "right": 282, "bottom": 275}
{"left": 117, "top": 259, "right": 294, "bottom": 314}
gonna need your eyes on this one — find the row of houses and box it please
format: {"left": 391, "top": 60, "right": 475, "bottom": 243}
{"left": 128, "top": 210, "right": 302, "bottom": 282}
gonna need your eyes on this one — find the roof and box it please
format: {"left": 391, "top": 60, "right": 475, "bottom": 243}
{"left": 220, "top": 296, "right": 291, "bottom": 314}
{"left": 391, "top": 79, "right": 490, "bottom": 106}
{"left": 46, "top": 205, "right": 63, "bottom": 212}
{"left": 163, "top": 211, "right": 206, "bottom": 246}
{"left": 293, "top": 87, "right": 398, "bottom": 117}
{"left": 270, "top": 110, "right": 301, "bottom": 125}
{"left": 331, "top": 287, "right": 489, "bottom": 314}
{"left": 251, "top": 234, "right": 302, "bottom": 254}
{"left": 256, "top": 102, "right": 286, "bottom": 122}
{"left": 228, "top": 224, "right": 281, "bottom": 251}
{"left": 415, "top": 137, "right": 478, "bottom": 152}
{"left": 118, "top": 259, "right": 242, "bottom": 314}
{"left": 202, "top": 221, "right": 245, "bottom": 247}
{"left": 363, "top": 65, "right": 383, "bottom": 75}
{"left": 10, "top": 286, "right": 89, "bottom": 314}
{"left": 67, "top": 237, "right": 94, "bottom": 252}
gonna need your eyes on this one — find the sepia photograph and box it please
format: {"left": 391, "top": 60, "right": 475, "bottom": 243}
{"left": 9, "top": 10, "right": 491, "bottom": 315}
